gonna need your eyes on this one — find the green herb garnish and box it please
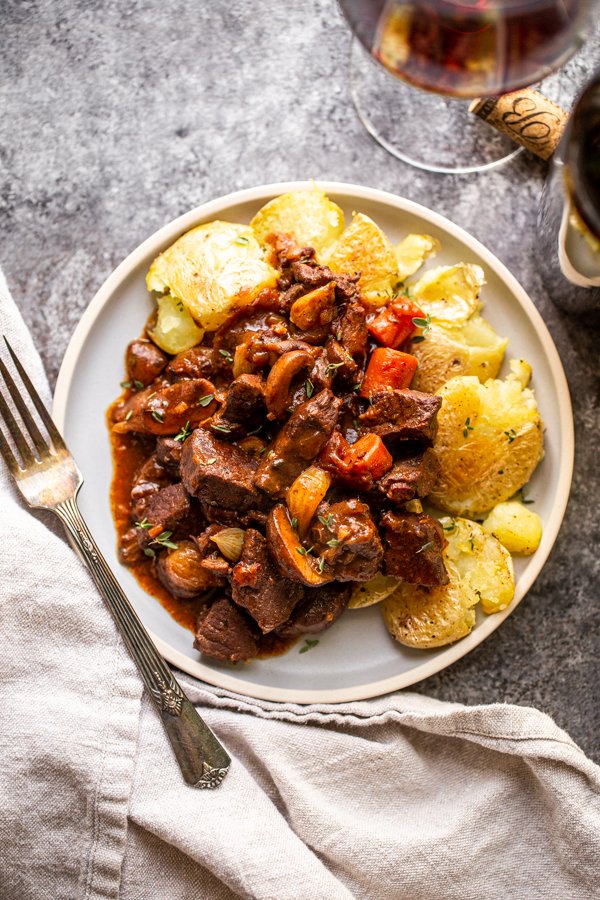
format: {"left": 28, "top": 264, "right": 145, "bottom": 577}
{"left": 197, "top": 393, "right": 214, "bottom": 407}
{"left": 233, "top": 235, "right": 250, "bottom": 245}
{"left": 213, "top": 423, "right": 231, "bottom": 433}
{"left": 174, "top": 421, "right": 192, "bottom": 442}
{"left": 326, "top": 538, "right": 341, "bottom": 548}
{"left": 124, "top": 410, "right": 133, "bottom": 421}
{"left": 135, "top": 517, "right": 153, "bottom": 530}
{"left": 150, "top": 530, "right": 178, "bottom": 551}
{"left": 299, "top": 639, "right": 319, "bottom": 654}
{"left": 218, "top": 349, "right": 233, "bottom": 363}
{"left": 305, "top": 378, "right": 314, "bottom": 398}
{"left": 133, "top": 379, "right": 144, "bottom": 391}
{"left": 151, "top": 410, "right": 165, "bottom": 423}
{"left": 120, "top": 380, "right": 132, "bottom": 389}
{"left": 318, "top": 513, "right": 335, "bottom": 531}
{"left": 463, "top": 417, "right": 474, "bottom": 438}
{"left": 416, "top": 541, "right": 434, "bottom": 554}
{"left": 504, "top": 429, "right": 517, "bottom": 443}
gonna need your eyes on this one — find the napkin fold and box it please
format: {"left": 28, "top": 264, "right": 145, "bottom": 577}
{"left": 1, "top": 271, "right": 599, "bottom": 900}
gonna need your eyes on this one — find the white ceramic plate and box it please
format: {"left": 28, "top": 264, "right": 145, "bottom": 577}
{"left": 53, "top": 181, "right": 573, "bottom": 703}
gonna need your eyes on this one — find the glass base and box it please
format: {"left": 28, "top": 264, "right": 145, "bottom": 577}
{"left": 349, "top": 39, "right": 523, "bottom": 175}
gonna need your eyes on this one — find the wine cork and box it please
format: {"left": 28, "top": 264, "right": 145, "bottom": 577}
{"left": 469, "top": 89, "right": 569, "bottom": 160}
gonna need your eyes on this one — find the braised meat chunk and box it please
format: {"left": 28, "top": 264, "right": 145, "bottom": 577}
{"left": 155, "top": 437, "right": 183, "bottom": 477}
{"left": 126, "top": 339, "right": 168, "bottom": 386}
{"left": 276, "top": 583, "right": 351, "bottom": 637}
{"left": 311, "top": 499, "right": 383, "bottom": 582}
{"left": 232, "top": 529, "right": 305, "bottom": 632}
{"left": 194, "top": 597, "right": 259, "bottom": 662}
{"left": 359, "top": 389, "right": 441, "bottom": 444}
{"left": 381, "top": 511, "right": 448, "bottom": 586}
{"left": 143, "top": 483, "right": 190, "bottom": 532}
{"left": 376, "top": 449, "right": 441, "bottom": 504}
{"left": 254, "top": 388, "right": 341, "bottom": 497}
{"left": 180, "top": 428, "right": 265, "bottom": 515}
{"left": 210, "top": 374, "right": 267, "bottom": 438}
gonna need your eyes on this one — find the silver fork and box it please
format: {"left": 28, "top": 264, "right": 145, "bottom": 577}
{"left": 0, "top": 337, "right": 231, "bottom": 789}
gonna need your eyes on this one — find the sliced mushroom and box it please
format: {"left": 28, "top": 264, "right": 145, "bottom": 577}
{"left": 265, "top": 349, "right": 315, "bottom": 418}
{"left": 266, "top": 504, "right": 333, "bottom": 587}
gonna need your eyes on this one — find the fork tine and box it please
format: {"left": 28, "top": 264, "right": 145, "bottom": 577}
{"left": 0, "top": 421, "right": 20, "bottom": 475}
{"left": 0, "top": 357, "right": 49, "bottom": 458}
{"left": 0, "top": 386, "right": 36, "bottom": 466}
{"left": 3, "top": 337, "right": 66, "bottom": 452}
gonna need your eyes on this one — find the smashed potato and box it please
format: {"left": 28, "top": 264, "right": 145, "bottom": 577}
{"left": 429, "top": 369, "right": 544, "bottom": 518}
{"left": 146, "top": 221, "right": 278, "bottom": 333}
{"left": 325, "top": 212, "right": 398, "bottom": 305}
{"left": 482, "top": 500, "right": 543, "bottom": 555}
{"left": 394, "top": 233, "right": 440, "bottom": 281}
{"left": 349, "top": 573, "right": 400, "bottom": 609}
{"left": 148, "top": 294, "right": 204, "bottom": 355}
{"left": 411, "top": 315, "right": 508, "bottom": 393}
{"left": 250, "top": 185, "right": 345, "bottom": 257}
{"left": 411, "top": 263, "right": 485, "bottom": 323}
{"left": 382, "top": 517, "right": 514, "bottom": 648}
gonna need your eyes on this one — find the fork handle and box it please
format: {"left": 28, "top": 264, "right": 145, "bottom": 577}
{"left": 53, "top": 495, "right": 231, "bottom": 789}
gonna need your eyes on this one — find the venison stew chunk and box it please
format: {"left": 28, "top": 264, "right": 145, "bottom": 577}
{"left": 109, "top": 228, "right": 449, "bottom": 662}
{"left": 381, "top": 511, "right": 448, "bottom": 586}
{"left": 359, "top": 389, "right": 441, "bottom": 444}
{"left": 232, "top": 529, "right": 305, "bottom": 632}
{"left": 194, "top": 597, "right": 259, "bottom": 662}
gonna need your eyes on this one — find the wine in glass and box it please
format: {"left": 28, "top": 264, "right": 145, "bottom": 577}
{"left": 339, "top": 0, "right": 592, "bottom": 173}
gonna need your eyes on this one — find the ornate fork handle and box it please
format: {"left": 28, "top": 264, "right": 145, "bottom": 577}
{"left": 54, "top": 495, "right": 231, "bottom": 789}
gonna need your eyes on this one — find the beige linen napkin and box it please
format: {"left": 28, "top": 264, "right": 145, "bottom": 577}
{"left": 1, "top": 271, "right": 599, "bottom": 900}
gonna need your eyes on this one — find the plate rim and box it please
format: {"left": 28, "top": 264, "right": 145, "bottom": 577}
{"left": 53, "top": 179, "right": 574, "bottom": 704}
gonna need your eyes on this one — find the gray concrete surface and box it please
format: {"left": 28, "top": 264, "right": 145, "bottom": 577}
{"left": 1, "top": 1, "right": 599, "bottom": 757}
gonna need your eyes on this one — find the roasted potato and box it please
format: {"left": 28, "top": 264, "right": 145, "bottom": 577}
{"left": 482, "top": 500, "right": 543, "bottom": 555}
{"left": 411, "top": 263, "right": 485, "bottom": 323}
{"left": 429, "top": 368, "right": 544, "bottom": 518}
{"left": 381, "top": 517, "right": 514, "bottom": 648}
{"left": 146, "top": 221, "right": 278, "bottom": 333}
{"left": 250, "top": 185, "right": 345, "bottom": 257}
{"left": 394, "top": 233, "right": 440, "bottom": 281}
{"left": 148, "top": 294, "right": 204, "bottom": 355}
{"left": 325, "top": 212, "right": 398, "bottom": 305}
{"left": 349, "top": 573, "right": 401, "bottom": 609}
{"left": 411, "top": 315, "right": 508, "bottom": 393}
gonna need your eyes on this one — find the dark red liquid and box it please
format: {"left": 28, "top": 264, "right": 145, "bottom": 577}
{"left": 340, "top": 0, "right": 589, "bottom": 98}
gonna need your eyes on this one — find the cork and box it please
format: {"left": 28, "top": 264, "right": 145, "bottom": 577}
{"left": 469, "top": 88, "right": 569, "bottom": 160}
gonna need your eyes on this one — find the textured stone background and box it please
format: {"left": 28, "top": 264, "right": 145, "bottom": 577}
{"left": 1, "top": 1, "right": 599, "bottom": 756}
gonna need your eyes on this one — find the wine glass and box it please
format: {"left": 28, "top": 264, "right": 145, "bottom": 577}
{"left": 339, "top": 0, "right": 593, "bottom": 173}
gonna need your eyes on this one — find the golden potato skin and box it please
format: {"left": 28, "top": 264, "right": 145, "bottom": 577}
{"left": 482, "top": 501, "right": 543, "bottom": 556}
{"left": 349, "top": 573, "right": 401, "bottom": 609}
{"left": 146, "top": 221, "right": 278, "bottom": 333}
{"left": 411, "top": 263, "right": 485, "bottom": 323}
{"left": 394, "top": 233, "right": 440, "bottom": 281}
{"left": 429, "top": 371, "right": 544, "bottom": 518}
{"left": 325, "top": 212, "right": 398, "bottom": 305}
{"left": 410, "top": 317, "right": 507, "bottom": 394}
{"left": 382, "top": 570, "right": 477, "bottom": 649}
{"left": 148, "top": 294, "right": 204, "bottom": 355}
{"left": 250, "top": 185, "right": 345, "bottom": 257}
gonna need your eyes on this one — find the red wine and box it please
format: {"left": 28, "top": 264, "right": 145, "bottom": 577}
{"left": 340, "top": 0, "right": 590, "bottom": 99}
{"left": 564, "top": 72, "right": 600, "bottom": 242}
